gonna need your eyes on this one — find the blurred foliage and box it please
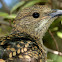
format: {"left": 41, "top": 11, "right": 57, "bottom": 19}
{"left": 57, "top": 32, "right": 62, "bottom": 38}
{"left": 0, "top": 12, "right": 16, "bottom": 19}
{"left": 47, "top": 52, "right": 62, "bottom": 62}
{"left": 11, "top": 1, "right": 25, "bottom": 13}
{"left": 0, "top": 0, "right": 62, "bottom": 62}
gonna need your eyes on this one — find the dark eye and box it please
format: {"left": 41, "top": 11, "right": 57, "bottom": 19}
{"left": 32, "top": 12, "right": 40, "bottom": 18}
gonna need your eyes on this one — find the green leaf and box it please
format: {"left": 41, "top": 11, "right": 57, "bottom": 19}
{"left": 57, "top": 32, "right": 62, "bottom": 39}
{"left": 51, "top": 27, "right": 58, "bottom": 31}
{"left": 11, "top": 1, "right": 25, "bottom": 13}
{"left": 0, "top": 12, "right": 8, "bottom": 17}
{"left": 48, "top": 53, "right": 62, "bottom": 62}
{"left": 21, "top": 0, "right": 47, "bottom": 9}
{"left": 47, "top": 59, "right": 53, "bottom": 62}
{"left": 0, "top": 12, "right": 16, "bottom": 19}
{"left": 5, "top": 14, "right": 16, "bottom": 19}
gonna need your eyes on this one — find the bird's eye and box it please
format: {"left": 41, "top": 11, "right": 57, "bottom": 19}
{"left": 32, "top": 12, "right": 40, "bottom": 18}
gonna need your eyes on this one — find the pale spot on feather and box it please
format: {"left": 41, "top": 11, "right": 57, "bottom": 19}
{"left": 10, "top": 48, "right": 16, "bottom": 51}
{"left": 18, "top": 55, "right": 23, "bottom": 58}
{"left": 7, "top": 37, "right": 11, "bottom": 39}
{"left": 21, "top": 48, "right": 24, "bottom": 53}
{"left": 0, "top": 59, "right": 5, "bottom": 62}
{"left": 24, "top": 55, "right": 30, "bottom": 58}
{"left": 25, "top": 43, "right": 29, "bottom": 47}
{"left": 24, "top": 48, "right": 27, "bottom": 52}
{"left": 13, "top": 52, "right": 16, "bottom": 56}
{"left": 9, "top": 53, "right": 12, "bottom": 58}
{"left": 17, "top": 49, "right": 20, "bottom": 54}
{"left": 17, "top": 44, "right": 20, "bottom": 47}
{"left": 40, "top": 59, "right": 42, "bottom": 62}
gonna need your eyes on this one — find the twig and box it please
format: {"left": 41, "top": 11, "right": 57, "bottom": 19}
{"left": 0, "top": 21, "right": 13, "bottom": 27}
{"left": 0, "top": 0, "right": 10, "bottom": 13}
{"left": 48, "top": 30, "right": 59, "bottom": 51}
{"left": 9, "top": 20, "right": 13, "bottom": 27}
{"left": 51, "top": 0, "right": 62, "bottom": 9}
{"left": 43, "top": 45, "right": 62, "bottom": 56}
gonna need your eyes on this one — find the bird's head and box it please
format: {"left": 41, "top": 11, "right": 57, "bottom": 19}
{"left": 13, "top": 5, "right": 62, "bottom": 42}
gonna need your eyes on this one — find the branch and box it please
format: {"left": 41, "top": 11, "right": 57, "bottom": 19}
{"left": 0, "top": 0, "right": 10, "bottom": 13}
{"left": 0, "top": 21, "right": 13, "bottom": 27}
{"left": 43, "top": 45, "right": 62, "bottom": 56}
{"left": 51, "top": 0, "right": 62, "bottom": 9}
{"left": 48, "top": 30, "right": 59, "bottom": 51}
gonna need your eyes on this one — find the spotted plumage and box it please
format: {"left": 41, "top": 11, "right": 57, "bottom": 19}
{"left": 0, "top": 33, "right": 46, "bottom": 62}
{"left": 0, "top": 5, "right": 61, "bottom": 62}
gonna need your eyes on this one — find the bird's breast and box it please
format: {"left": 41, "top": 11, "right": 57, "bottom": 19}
{"left": 0, "top": 33, "right": 46, "bottom": 62}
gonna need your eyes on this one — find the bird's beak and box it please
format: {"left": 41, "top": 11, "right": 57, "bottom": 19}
{"left": 48, "top": 9, "right": 62, "bottom": 18}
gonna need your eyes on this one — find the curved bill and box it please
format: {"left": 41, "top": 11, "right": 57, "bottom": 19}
{"left": 49, "top": 9, "right": 62, "bottom": 18}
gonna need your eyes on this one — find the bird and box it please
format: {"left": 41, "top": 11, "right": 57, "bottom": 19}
{"left": 0, "top": 5, "right": 62, "bottom": 62}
